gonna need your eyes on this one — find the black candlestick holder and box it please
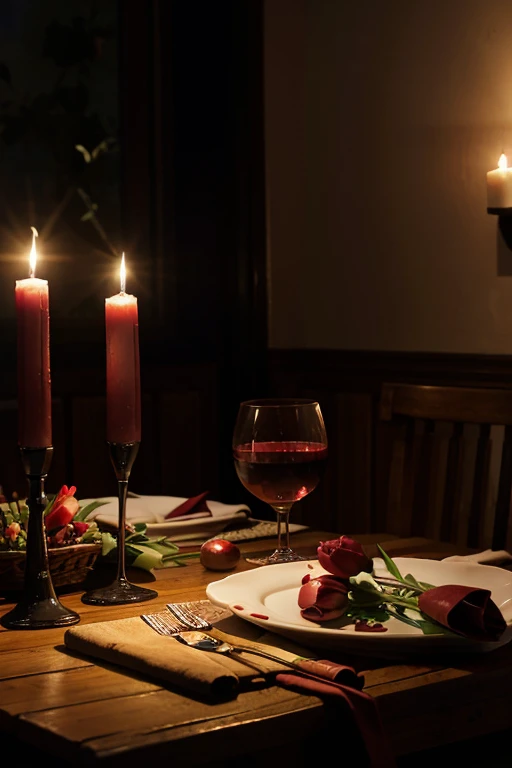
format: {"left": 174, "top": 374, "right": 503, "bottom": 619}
{"left": 81, "top": 441, "right": 158, "bottom": 605}
{"left": 1, "top": 446, "right": 80, "bottom": 630}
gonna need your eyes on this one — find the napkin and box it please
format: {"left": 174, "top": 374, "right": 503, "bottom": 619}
{"left": 442, "top": 549, "right": 512, "bottom": 568}
{"left": 80, "top": 491, "right": 251, "bottom": 541}
{"left": 64, "top": 617, "right": 395, "bottom": 768}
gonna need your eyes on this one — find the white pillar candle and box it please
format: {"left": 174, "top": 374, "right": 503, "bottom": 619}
{"left": 487, "top": 153, "right": 512, "bottom": 209}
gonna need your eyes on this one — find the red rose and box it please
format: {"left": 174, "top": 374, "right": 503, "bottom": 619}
{"left": 418, "top": 585, "right": 507, "bottom": 642}
{"left": 72, "top": 521, "right": 90, "bottom": 537}
{"left": 44, "top": 485, "right": 80, "bottom": 537}
{"left": 298, "top": 573, "right": 349, "bottom": 622}
{"left": 317, "top": 535, "right": 373, "bottom": 579}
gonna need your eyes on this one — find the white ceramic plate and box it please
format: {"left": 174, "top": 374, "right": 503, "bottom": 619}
{"left": 206, "top": 557, "right": 512, "bottom": 657}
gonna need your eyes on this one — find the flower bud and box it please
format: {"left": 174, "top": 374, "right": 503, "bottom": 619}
{"left": 44, "top": 485, "right": 80, "bottom": 532}
{"left": 298, "top": 573, "right": 349, "bottom": 622}
{"left": 317, "top": 535, "right": 373, "bottom": 579}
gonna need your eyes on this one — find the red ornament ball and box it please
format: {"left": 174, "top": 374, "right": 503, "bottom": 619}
{"left": 200, "top": 539, "right": 241, "bottom": 571}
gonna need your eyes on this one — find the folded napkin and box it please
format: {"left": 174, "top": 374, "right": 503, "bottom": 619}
{"left": 80, "top": 491, "right": 251, "bottom": 540}
{"left": 443, "top": 549, "right": 512, "bottom": 568}
{"left": 64, "top": 616, "right": 395, "bottom": 768}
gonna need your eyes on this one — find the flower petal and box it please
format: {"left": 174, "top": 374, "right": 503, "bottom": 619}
{"left": 317, "top": 535, "right": 373, "bottom": 579}
{"left": 418, "top": 585, "right": 507, "bottom": 642}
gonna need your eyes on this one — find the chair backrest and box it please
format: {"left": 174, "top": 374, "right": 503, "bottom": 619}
{"left": 375, "top": 383, "right": 512, "bottom": 550}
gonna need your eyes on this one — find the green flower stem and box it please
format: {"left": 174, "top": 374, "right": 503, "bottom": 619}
{"left": 378, "top": 593, "right": 421, "bottom": 612}
{"left": 385, "top": 606, "right": 425, "bottom": 630}
{"left": 165, "top": 552, "right": 201, "bottom": 562}
{"left": 375, "top": 576, "right": 426, "bottom": 593}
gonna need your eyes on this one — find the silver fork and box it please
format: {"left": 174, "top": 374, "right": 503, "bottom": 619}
{"left": 141, "top": 609, "right": 321, "bottom": 676}
{"left": 141, "top": 611, "right": 185, "bottom": 635}
{"left": 166, "top": 602, "right": 212, "bottom": 630}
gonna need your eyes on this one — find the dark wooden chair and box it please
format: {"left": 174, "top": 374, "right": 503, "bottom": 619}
{"left": 375, "top": 382, "right": 512, "bottom": 551}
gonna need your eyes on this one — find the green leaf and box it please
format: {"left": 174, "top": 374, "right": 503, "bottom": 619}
{"left": 161, "top": 551, "right": 201, "bottom": 564}
{"left": 81, "top": 528, "right": 102, "bottom": 544}
{"left": 43, "top": 495, "right": 58, "bottom": 516}
{"left": 418, "top": 619, "right": 453, "bottom": 636}
{"left": 9, "top": 502, "right": 20, "bottom": 521}
{"left": 402, "top": 572, "right": 422, "bottom": 589}
{"left": 402, "top": 572, "right": 436, "bottom": 592}
{"left": 125, "top": 531, "right": 151, "bottom": 544}
{"left": 91, "top": 140, "right": 109, "bottom": 160}
{"left": 348, "top": 587, "right": 384, "bottom": 608}
{"left": 131, "top": 523, "right": 148, "bottom": 535}
{"left": 385, "top": 604, "right": 452, "bottom": 636}
{"left": 74, "top": 500, "right": 109, "bottom": 522}
{"left": 377, "top": 543, "right": 404, "bottom": 581}
{"left": 99, "top": 531, "right": 117, "bottom": 557}
{"left": 141, "top": 540, "right": 180, "bottom": 556}
{"left": 75, "top": 144, "right": 91, "bottom": 163}
{"left": 130, "top": 546, "right": 164, "bottom": 571}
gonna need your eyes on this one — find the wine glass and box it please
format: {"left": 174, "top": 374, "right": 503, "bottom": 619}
{"left": 233, "top": 398, "right": 328, "bottom": 566}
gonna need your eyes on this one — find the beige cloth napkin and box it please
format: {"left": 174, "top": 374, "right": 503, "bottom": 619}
{"left": 442, "top": 549, "right": 512, "bottom": 568}
{"left": 64, "top": 616, "right": 318, "bottom": 700}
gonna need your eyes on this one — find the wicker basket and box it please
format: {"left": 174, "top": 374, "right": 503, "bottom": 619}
{"left": 0, "top": 543, "right": 102, "bottom": 592}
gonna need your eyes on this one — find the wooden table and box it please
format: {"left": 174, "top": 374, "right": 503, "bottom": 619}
{"left": 1, "top": 530, "right": 511, "bottom": 767}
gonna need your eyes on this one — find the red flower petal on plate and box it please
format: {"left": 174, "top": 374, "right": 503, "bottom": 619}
{"left": 418, "top": 584, "right": 507, "bottom": 642}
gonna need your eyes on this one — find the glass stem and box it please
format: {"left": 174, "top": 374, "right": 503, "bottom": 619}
{"left": 272, "top": 504, "right": 293, "bottom": 552}
{"left": 116, "top": 479, "right": 128, "bottom": 582}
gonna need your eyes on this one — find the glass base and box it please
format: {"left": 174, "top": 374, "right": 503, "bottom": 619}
{"left": 81, "top": 577, "right": 158, "bottom": 606}
{"left": 245, "top": 548, "right": 308, "bottom": 566}
{"left": 1, "top": 597, "right": 80, "bottom": 630}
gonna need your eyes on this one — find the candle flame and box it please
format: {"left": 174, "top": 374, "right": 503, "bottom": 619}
{"left": 120, "top": 252, "right": 126, "bottom": 293}
{"left": 29, "top": 227, "right": 38, "bottom": 278}
{"left": 498, "top": 153, "right": 508, "bottom": 171}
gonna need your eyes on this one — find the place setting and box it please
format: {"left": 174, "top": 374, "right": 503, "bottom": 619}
{"left": 206, "top": 535, "right": 512, "bottom": 657}
{"left": 60, "top": 527, "right": 512, "bottom": 768}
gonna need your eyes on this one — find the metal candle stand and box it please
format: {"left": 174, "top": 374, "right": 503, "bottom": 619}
{"left": 1, "top": 446, "right": 80, "bottom": 630}
{"left": 81, "top": 441, "right": 158, "bottom": 606}
{"left": 487, "top": 208, "right": 512, "bottom": 250}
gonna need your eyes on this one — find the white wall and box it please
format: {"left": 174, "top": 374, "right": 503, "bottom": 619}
{"left": 265, "top": 0, "right": 512, "bottom": 352}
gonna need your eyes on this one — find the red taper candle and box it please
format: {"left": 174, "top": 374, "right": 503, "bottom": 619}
{"left": 15, "top": 228, "right": 52, "bottom": 447}
{"left": 105, "top": 254, "right": 141, "bottom": 443}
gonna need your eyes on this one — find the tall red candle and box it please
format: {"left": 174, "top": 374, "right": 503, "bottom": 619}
{"left": 105, "top": 255, "right": 141, "bottom": 443}
{"left": 15, "top": 229, "right": 52, "bottom": 447}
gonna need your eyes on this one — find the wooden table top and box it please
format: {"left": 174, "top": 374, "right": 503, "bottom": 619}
{"left": 1, "top": 530, "right": 511, "bottom": 767}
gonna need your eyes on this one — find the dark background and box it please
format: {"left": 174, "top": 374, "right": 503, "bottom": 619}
{"left": 0, "top": 0, "right": 270, "bottom": 516}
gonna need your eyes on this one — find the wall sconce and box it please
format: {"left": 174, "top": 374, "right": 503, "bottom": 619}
{"left": 487, "top": 153, "right": 512, "bottom": 250}
{"left": 487, "top": 153, "right": 512, "bottom": 215}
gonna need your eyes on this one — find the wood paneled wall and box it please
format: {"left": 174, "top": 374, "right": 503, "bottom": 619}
{"left": 0, "top": 364, "right": 218, "bottom": 502}
{"left": 268, "top": 349, "right": 512, "bottom": 536}
{"left": 3, "top": 349, "right": 512, "bottom": 530}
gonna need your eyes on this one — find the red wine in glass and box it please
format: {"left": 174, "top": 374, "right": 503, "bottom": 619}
{"left": 234, "top": 441, "right": 328, "bottom": 505}
{"left": 232, "top": 399, "right": 328, "bottom": 565}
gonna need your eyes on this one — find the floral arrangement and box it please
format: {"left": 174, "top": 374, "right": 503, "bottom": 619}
{"left": 0, "top": 485, "right": 200, "bottom": 572}
{"left": 298, "top": 536, "right": 507, "bottom": 642}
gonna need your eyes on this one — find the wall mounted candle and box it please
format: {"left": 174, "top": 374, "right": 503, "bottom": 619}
{"left": 105, "top": 254, "right": 141, "bottom": 444}
{"left": 487, "top": 153, "right": 512, "bottom": 214}
{"left": 15, "top": 228, "right": 52, "bottom": 448}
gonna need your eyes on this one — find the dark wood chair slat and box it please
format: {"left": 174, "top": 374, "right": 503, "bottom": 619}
{"left": 378, "top": 383, "right": 512, "bottom": 549}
